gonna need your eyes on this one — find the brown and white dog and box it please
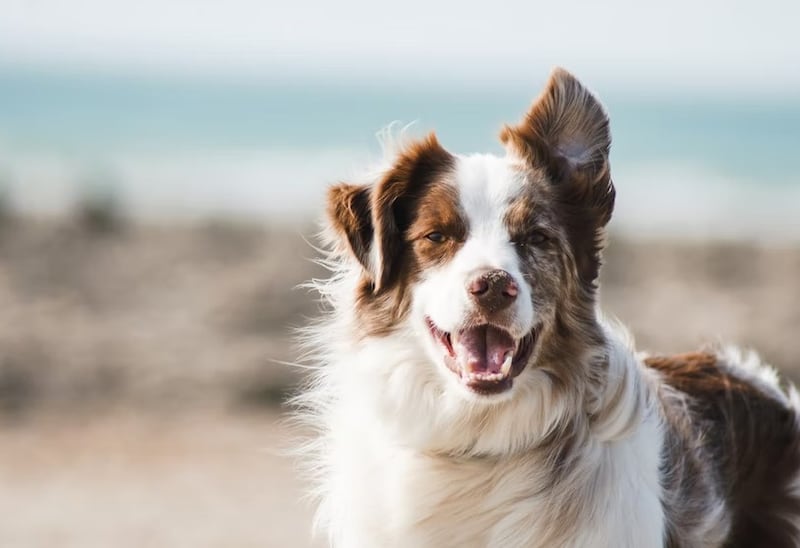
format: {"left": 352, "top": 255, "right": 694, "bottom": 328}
{"left": 298, "top": 68, "right": 800, "bottom": 547}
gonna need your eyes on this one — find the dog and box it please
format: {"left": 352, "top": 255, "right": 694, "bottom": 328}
{"left": 296, "top": 68, "right": 800, "bottom": 547}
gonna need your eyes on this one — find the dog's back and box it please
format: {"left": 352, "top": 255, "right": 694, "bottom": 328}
{"left": 648, "top": 351, "right": 800, "bottom": 547}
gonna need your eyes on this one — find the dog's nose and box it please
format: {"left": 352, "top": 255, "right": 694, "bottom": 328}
{"left": 467, "top": 269, "right": 518, "bottom": 312}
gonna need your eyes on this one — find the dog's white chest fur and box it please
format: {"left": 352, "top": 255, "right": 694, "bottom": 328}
{"left": 321, "top": 395, "right": 665, "bottom": 548}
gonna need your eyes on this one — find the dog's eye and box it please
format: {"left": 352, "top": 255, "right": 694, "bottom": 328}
{"left": 528, "top": 232, "right": 548, "bottom": 245}
{"left": 515, "top": 231, "right": 549, "bottom": 248}
{"left": 425, "top": 231, "right": 447, "bottom": 244}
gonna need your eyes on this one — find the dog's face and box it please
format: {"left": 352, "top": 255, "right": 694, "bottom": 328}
{"left": 326, "top": 68, "right": 614, "bottom": 406}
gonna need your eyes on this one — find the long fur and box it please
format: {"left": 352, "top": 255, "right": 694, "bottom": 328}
{"left": 294, "top": 69, "right": 800, "bottom": 548}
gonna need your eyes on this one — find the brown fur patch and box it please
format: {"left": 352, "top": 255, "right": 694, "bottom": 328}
{"left": 325, "top": 133, "right": 460, "bottom": 337}
{"left": 503, "top": 176, "right": 558, "bottom": 244}
{"left": 500, "top": 68, "right": 614, "bottom": 286}
{"left": 408, "top": 183, "right": 467, "bottom": 269}
{"left": 647, "top": 352, "right": 800, "bottom": 547}
{"left": 326, "top": 183, "right": 373, "bottom": 272}
{"left": 370, "top": 133, "right": 456, "bottom": 292}
{"left": 501, "top": 171, "right": 606, "bottom": 388}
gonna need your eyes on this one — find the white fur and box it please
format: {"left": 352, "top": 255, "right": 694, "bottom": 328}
{"left": 301, "top": 323, "right": 667, "bottom": 547}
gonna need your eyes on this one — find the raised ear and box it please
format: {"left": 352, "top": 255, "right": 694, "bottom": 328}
{"left": 326, "top": 183, "right": 374, "bottom": 273}
{"left": 500, "top": 67, "right": 614, "bottom": 227}
{"left": 326, "top": 133, "right": 454, "bottom": 292}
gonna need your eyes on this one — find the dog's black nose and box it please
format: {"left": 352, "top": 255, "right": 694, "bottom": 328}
{"left": 467, "top": 269, "right": 518, "bottom": 312}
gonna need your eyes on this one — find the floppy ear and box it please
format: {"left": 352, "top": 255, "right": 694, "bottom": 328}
{"left": 326, "top": 133, "right": 454, "bottom": 292}
{"left": 500, "top": 67, "right": 615, "bottom": 227}
{"left": 326, "top": 183, "right": 374, "bottom": 273}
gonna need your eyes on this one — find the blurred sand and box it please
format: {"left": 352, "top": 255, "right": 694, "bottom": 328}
{"left": 0, "top": 216, "right": 798, "bottom": 546}
{"left": 0, "top": 409, "right": 319, "bottom": 548}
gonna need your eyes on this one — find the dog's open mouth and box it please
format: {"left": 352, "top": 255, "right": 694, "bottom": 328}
{"left": 426, "top": 317, "right": 536, "bottom": 396}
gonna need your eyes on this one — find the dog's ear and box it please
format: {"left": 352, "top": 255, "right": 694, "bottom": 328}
{"left": 371, "top": 133, "right": 454, "bottom": 292}
{"left": 500, "top": 67, "right": 615, "bottom": 227}
{"left": 501, "top": 67, "right": 615, "bottom": 284}
{"left": 327, "top": 183, "right": 374, "bottom": 273}
{"left": 327, "top": 133, "right": 454, "bottom": 292}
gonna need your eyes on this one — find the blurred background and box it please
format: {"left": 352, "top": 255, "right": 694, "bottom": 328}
{"left": 0, "top": 1, "right": 798, "bottom": 546}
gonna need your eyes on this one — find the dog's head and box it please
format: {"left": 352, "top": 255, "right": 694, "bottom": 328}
{"left": 325, "top": 68, "right": 613, "bottom": 415}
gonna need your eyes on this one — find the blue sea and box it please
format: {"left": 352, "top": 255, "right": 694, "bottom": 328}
{"left": 1, "top": 65, "right": 799, "bottom": 240}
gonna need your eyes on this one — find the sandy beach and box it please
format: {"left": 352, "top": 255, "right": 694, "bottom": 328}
{"left": 0, "top": 409, "right": 319, "bottom": 548}
{"left": 0, "top": 216, "right": 798, "bottom": 546}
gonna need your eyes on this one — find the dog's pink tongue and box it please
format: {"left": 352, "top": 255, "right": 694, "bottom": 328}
{"left": 452, "top": 325, "right": 515, "bottom": 375}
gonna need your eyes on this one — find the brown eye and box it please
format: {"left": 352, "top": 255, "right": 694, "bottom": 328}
{"left": 527, "top": 231, "right": 548, "bottom": 245}
{"left": 425, "top": 231, "right": 447, "bottom": 243}
{"left": 514, "top": 231, "right": 549, "bottom": 247}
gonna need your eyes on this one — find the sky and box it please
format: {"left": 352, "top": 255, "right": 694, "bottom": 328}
{"left": 1, "top": 0, "right": 799, "bottom": 94}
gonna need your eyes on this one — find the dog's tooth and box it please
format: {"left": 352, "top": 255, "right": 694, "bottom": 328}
{"left": 500, "top": 353, "right": 514, "bottom": 376}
